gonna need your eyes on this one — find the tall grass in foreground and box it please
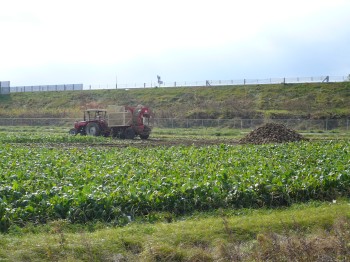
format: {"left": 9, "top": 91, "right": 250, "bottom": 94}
{"left": 0, "top": 202, "right": 349, "bottom": 261}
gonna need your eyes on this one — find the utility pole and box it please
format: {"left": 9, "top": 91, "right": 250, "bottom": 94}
{"left": 116, "top": 75, "right": 118, "bottom": 89}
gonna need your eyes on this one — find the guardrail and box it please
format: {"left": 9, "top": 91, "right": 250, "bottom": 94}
{"left": 0, "top": 118, "right": 349, "bottom": 131}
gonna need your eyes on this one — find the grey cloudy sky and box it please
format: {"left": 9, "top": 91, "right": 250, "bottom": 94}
{"left": 1, "top": 0, "right": 350, "bottom": 87}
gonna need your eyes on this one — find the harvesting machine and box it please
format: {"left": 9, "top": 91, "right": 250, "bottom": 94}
{"left": 69, "top": 105, "right": 153, "bottom": 139}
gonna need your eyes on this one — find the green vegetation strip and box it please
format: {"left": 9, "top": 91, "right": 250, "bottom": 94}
{"left": 0, "top": 132, "right": 110, "bottom": 144}
{"left": 0, "top": 140, "right": 349, "bottom": 232}
{"left": 0, "top": 202, "right": 349, "bottom": 261}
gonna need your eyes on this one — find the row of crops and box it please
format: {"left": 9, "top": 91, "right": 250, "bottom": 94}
{"left": 0, "top": 132, "right": 110, "bottom": 144}
{"left": 0, "top": 133, "right": 349, "bottom": 232}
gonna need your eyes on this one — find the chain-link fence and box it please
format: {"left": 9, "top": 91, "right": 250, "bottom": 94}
{"left": 0, "top": 118, "right": 74, "bottom": 127}
{"left": 7, "top": 75, "right": 348, "bottom": 92}
{"left": 155, "top": 118, "right": 350, "bottom": 131}
{"left": 86, "top": 75, "right": 349, "bottom": 90}
{"left": 10, "top": 84, "right": 83, "bottom": 93}
{"left": 0, "top": 118, "right": 349, "bottom": 131}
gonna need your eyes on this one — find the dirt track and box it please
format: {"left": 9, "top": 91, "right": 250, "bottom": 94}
{"left": 85, "top": 137, "right": 239, "bottom": 148}
{"left": 121, "top": 137, "right": 239, "bottom": 147}
{"left": 87, "top": 123, "right": 306, "bottom": 148}
{"left": 21, "top": 137, "right": 239, "bottom": 149}
{"left": 22, "top": 123, "right": 307, "bottom": 148}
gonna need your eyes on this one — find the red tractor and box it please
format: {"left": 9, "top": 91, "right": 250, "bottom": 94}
{"left": 69, "top": 105, "right": 153, "bottom": 139}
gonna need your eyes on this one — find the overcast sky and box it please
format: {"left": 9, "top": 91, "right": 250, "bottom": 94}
{"left": 1, "top": 0, "right": 350, "bottom": 87}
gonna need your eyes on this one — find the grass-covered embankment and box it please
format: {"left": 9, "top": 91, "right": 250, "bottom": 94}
{"left": 1, "top": 82, "right": 349, "bottom": 120}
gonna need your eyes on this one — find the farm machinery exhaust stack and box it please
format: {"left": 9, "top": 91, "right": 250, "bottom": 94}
{"left": 69, "top": 105, "right": 153, "bottom": 139}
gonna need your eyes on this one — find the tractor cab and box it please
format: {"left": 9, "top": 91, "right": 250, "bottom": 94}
{"left": 84, "top": 109, "right": 107, "bottom": 121}
{"left": 70, "top": 109, "right": 109, "bottom": 136}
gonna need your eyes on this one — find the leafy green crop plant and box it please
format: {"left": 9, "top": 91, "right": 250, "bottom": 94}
{"left": 0, "top": 141, "right": 349, "bottom": 231}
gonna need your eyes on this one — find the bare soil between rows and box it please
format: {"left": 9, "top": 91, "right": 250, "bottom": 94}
{"left": 21, "top": 123, "right": 309, "bottom": 148}
{"left": 111, "top": 138, "right": 240, "bottom": 147}
{"left": 22, "top": 138, "right": 240, "bottom": 149}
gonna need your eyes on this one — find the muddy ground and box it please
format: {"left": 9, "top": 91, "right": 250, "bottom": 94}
{"left": 112, "top": 137, "right": 240, "bottom": 147}
{"left": 77, "top": 123, "right": 306, "bottom": 148}
{"left": 21, "top": 123, "right": 307, "bottom": 148}
{"left": 21, "top": 135, "right": 311, "bottom": 149}
{"left": 31, "top": 137, "right": 239, "bottom": 149}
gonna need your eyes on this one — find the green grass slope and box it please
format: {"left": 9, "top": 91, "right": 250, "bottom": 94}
{"left": 0, "top": 82, "right": 349, "bottom": 119}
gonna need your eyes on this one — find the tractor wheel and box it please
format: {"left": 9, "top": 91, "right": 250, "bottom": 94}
{"left": 69, "top": 128, "right": 77, "bottom": 135}
{"left": 119, "top": 132, "right": 126, "bottom": 139}
{"left": 140, "top": 126, "right": 151, "bottom": 139}
{"left": 111, "top": 128, "right": 125, "bottom": 139}
{"left": 86, "top": 122, "right": 101, "bottom": 136}
{"left": 140, "top": 134, "right": 149, "bottom": 140}
{"left": 125, "top": 128, "right": 136, "bottom": 139}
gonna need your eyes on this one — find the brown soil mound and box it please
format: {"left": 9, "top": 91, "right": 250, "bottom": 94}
{"left": 239, "top": 123, "right": 307, "bottom": 144}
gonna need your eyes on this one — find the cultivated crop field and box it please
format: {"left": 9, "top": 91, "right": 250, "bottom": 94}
{"left": 1, "top": 83, "right": 349, "bottom": 260}
{"left": 0, "top": 130, "right": 349, "bottom": 232}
